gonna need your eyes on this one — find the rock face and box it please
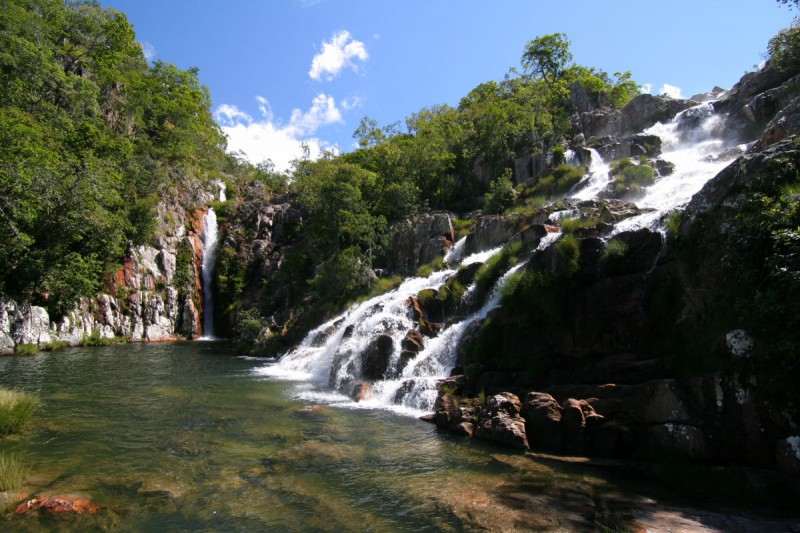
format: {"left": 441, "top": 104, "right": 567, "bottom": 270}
{"left": 474, "top": 393, "right": 529, "bottom": 449}
{"left": 387, "top": 213, "right": 455, "bottom": 275}
{"left": 575, "top": 94, "right": 694, "bottom": 140}
{"left": 0, "top": 190, "right": 214, "bottom": 354}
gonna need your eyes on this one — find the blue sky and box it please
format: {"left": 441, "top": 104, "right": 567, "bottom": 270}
{"left": 105, "top": 0, "right": 793, "bottom": 171}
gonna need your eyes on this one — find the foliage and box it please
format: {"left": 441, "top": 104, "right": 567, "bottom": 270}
{"left": 0, "top": 0, "right": 230, "bottom": 316}
{"left": 484, "top": 169, "right": 518, "bottom": 214}
{"left": 0, "top": 453, "right": 26, "bottom": 492}
{"left": 80, "top": 332, "right": 126, "bottom": 347}
{"left": 601, "top": 239, "right": 629, "bottom": 263}
{"left": 522, "top": 164, "right": 587, "bottom": 199}
{"left": 521, "top": 33, "right": 573, "bottom": 86}
{"left": 473, "top": 242, "right": 525, "bottom": 304}
{"left": 664, "top": 210, "right": 682, "bottom": 239}
{"left": 0, "top": 387, "right": 40, "bottom": 435}
{"left": 766, "top": 18, "right": 800, "bottom": 74}
{"left": 555, "top": 234, "right": 581, "bottom": 275}
{"left": 15, "top": 344, "right": 38, "bottom": 356}
{"left": 560, "top": 216, "right": 599, "bottom": 233}
{"left": 41, "top": 340, "right": 69, "bottom": 352}
{"left": 452, "top": 218, "right": 476, "bottom": 239}
{"left": 610, "top": 157, "right": 655, "bottom": 195}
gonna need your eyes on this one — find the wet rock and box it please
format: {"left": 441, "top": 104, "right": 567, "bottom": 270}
{"left": 521, "top": 392, "right": 563, "bottom": 452}
{"left": 351, "top": 381, "right": 373, "bottom": 402}
{"left": 654, "top": 159, "right": 676, "bottom": 176}
{"left": 361, "top": 334, "right": 394, "bottom": 380}
{"left": 475, "top": 393, "right": 529, "bottom": 450}
{"left": 647, "top": 423, "right": 706, "bottom": 460}
{"left": 15, "top": 496, "right": 100, "bottom": 515}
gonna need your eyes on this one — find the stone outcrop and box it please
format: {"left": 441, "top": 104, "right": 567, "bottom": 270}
{"left": 474, "top": 393, "right": 529, "bottom": 449}
{"left": 463, "top": 215, "right": 518, "bottom": 255}
{"left": 386, "top": 213, "right": 455, "bottom": 275}
{"left": 575, "top": 94, "right": 694, "bottom": 140}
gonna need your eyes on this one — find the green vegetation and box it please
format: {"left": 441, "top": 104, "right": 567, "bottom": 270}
{"left": 484, "top": 169, "right": 518, "bottom": 214}
{"left": 519, "top": 164, "right": 587, "bottom": 200}
{"left": 601, "top": 239, "right": 629, "bottom": 263}
{"left": 555, "top": 234, "right": 581, "bottom": 275}
{"left": 767, "top": 17, "right": 800, "bottom": 74}
{"left": 14, "top": 344, "right": 38, "bottom": 356}
{"left": 452, "top": 218, "right": 476, "bottom": 239}
{"left": 0, "top": 453, "right": 26, "bottom": 492}
{"left": 80, "top": 332, "right": 127, "bottom": 347}
{"left": 0, "top": 0, "right": 236, "bottom": 318}
{"left": 610, "top": 157, "right": 655, "bottom": 195}
{"left": 559, "top": 215, "right": 599, "bottom": 234}
{"left": 0, "top": 387, "right": 40, "bottom": 435}
{"left": 473, "top": 241, "right": 526, "bottom": 304}
{"left": 664, "top": 210, "right": 682, "bottom": 239}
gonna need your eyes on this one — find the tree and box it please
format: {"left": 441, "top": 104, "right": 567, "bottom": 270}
{"left": 521, "top": 33, "right": 573, "bottom": 87}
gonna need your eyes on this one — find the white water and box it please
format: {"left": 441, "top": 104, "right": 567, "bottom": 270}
{"left": 258, "top": 102, "right": 736, "bottom": 415}
{"left": 200, "top": 182, "right": 225, "bottom": 339}
{"left": 611, "top": 103, "right": 740, "bottom": 234}
{"left": 571, "top": 148, "right": 611, "bottom": 201}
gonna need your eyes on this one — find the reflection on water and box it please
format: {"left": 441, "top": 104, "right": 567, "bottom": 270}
{"left": 0, "top": 343, "right": 791, "bottom": 532}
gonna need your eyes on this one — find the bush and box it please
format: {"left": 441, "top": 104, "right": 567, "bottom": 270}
{"left": 611, "top": 157, "right": 655, "bottom": 195}
{"left": 0, "top": 388, "right": 40, "bottom": 435}
{"left": 484, "top": 169, "right": 518, "bottom": 214}
{"left": 555, "top": 234, "right": 581, "bottom": 276}
{"left": 767, "top": 21, "right": 800, "bottom": 74}
{"left": 15, "top": 344, "right": 38, "bottom": 356}
{"left": 601, "top": 239, "right": 629, "bottom": 262}
{"left": 0, "top": 453, "right": 26, "bottom": 492}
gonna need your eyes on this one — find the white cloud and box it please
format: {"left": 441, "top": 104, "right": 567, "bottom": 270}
{"left": 659, "top": 83, "right": 683, "bottom": 99}
{"left": 640, "top": 83, "right": 653, "bottom": 95}
{"left": 141, "top": 41, "right": 156, "bottom": 61}
{"left": 214, "top": 94, "right": 342, "bottom": 172}
{"left": 341, "top": 95, "right": 364, "bottom": 111}
{"left": 309, "top": 30, "right": 368, "bottom": 81}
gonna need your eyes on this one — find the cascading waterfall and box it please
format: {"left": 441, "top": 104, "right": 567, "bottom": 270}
{"left": 258, "top": 101, "right": 740, "bottom": 416}
{"left": 200, "top": 182, "right": 226, "bottom": 340}
{"left": 571, "top": 148, "right": 612, "bottom": 201}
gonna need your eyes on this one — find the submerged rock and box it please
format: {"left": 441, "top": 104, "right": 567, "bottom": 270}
{"left": 15, "top": 495, "right": 100, "bottom": 515}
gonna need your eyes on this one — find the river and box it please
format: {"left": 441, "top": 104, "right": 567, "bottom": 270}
{"left": 0, "top": 343, "right": 795, "bottom": 532}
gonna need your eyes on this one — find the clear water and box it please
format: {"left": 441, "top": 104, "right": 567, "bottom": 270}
{"left": 0, "top": 343, "right": 716, "bottom": 532}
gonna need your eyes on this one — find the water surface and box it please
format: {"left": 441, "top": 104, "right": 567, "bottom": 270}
{"left": 0, "top": 343, "right": 790, "bottom": 532}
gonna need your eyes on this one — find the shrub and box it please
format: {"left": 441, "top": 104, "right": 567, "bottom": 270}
{"left": 555, "top": 234, "right": 581, "bottom": 275}
{"left": 484, "top": 169, "right": 518, "bottom": 214}
{"left": 0, "top": 453, "right": 26, "bottom": 492}
{"left": 665, "top": 210, "right": 682, "bottom": 239}
{"left": 15, "top": 344, "right": 38, "bottom": 356}
{"left": 601, "top": 239, "right": 629, "bottom": 263}
{"left": 552, "top": 145, "right": 566, "bottom": 166}
{"left": 0, "top": 388, "right": 40, "bottom": 435}
{"left": 611, "top": 157, "right": 655, "bottom": 195}
{"left": 41, "top": 340, "right": 68, "bottom": 352}
{"left": 560, "top": 216, "right": 599, "bottom": 233}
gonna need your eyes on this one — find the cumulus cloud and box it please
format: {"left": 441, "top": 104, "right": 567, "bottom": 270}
{"left": 214, "top": 94, "right": 342, "bottom": 172}
{"left": 659, "top": 83, "right": 683, "bottom": 99}
{"left": 309, "top": 30, "right": 368, "bottom": 81}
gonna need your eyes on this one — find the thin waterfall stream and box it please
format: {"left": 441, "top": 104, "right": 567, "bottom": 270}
{"left": 200, "top": 182, "right": 226, "bottom": 339}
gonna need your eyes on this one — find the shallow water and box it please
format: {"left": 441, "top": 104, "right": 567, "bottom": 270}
{"left": 0, "top": 343, "right": 791, "bottom": 532}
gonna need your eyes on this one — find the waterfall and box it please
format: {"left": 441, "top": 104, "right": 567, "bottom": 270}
{"left": 255, "top": 101, "right": 739, "bottom": 416}
{"left": 571, "top": 148, "right": 611, "bottom": 201}
{"left": 200, "top": 182, "right": 225, "bottom": 340}
{"left": 611, "top": 103, "right": 740, "bottom": 234}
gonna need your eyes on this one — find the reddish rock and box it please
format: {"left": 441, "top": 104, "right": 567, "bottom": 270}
{"left": 522, "top": 392, "right": 563, "bottom": 452}
{"left": 475, "top": 392, "right": 529, "bottom": 450}
{"left": 401, "top": 329, "right": 425, "bottom": 353}
{"left": 351, "top": 381, "right": 373, "bottom": 402}
{"left": 561, "top": 398, "right": 603, "bottom": 454}
{"left": 15, "top": 496, "right": 100, "bottom": 515}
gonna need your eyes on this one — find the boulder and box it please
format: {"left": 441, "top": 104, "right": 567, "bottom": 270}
{"left": 464, "top": 215, "right": 518, "bottom": 255}
{"left": 361, "top": 334, "right": 394, "bottom": 380}
{"left": 387, "top": 213, "right": 455, "bottom": 275}
{"left": 521, "top": 392, "right": 563, "bottom": 451}
{"left": 15, "top": 496, "right": 100, "bottom": 515}
{"left": 475, "top": 393, "right": 529, "bottom": 449}
{"left": 561, "top": 398, "right": 603, "bottom": 454}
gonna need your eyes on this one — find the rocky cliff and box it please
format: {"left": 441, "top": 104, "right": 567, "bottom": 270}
{"left": 0, "top": 187, "right": 218, "bottom": 354}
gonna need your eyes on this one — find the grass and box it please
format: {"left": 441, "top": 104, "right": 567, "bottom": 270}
{"left": 0, "top": 387, "right": 40, "bottom": 435}
{"left": 364, "top": 275, "right": 403, "bottom": 300}
{"left": 473, "top": 241, "right": 525, "bottom": 304}
{"left": 664, "top": 210, "right": 682, "bottom": 239}
{"left": 517, "top": 164, "right": 587, "bottom": 201}
{"left": 15, "top": 344, "right": 38, "bottom": 356}
{"left": 80, "top": 332, "right": 127, "bottom": 347}
{"left": 452, "top": 218, "right": 476, "bottom": 239}
{"left": 560, "top": 216, "right": 599, "bottom": 233}
{"left": 0, "top": 453, "right": 26, "bottom": 491}
{"left": 416, "top": 256, "right": 445, "bottom": 278}
{"left": 601, "top": 239, "right": 629, "bottom": 262}
{"left": 41, "top": 340, "right": 69, "bottom": 352}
